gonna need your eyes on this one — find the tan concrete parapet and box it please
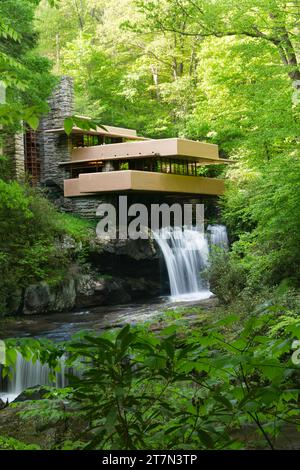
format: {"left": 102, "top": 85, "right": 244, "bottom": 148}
{"left": 64, "top": 178, "right": 82, "bottom": 197}
{"left": 65, "top": 138, "right": 228, "bottom": 165}
{"left": 64, "top": 170, "right": 225, "bottom": 197}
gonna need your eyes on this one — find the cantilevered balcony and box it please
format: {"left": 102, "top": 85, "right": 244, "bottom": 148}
{"left": 64, "top": 171, "right": 225, "bottom": 197}
{"left": 69, "top": 138, "right": 225, "bottom": 163}
{"left": 60, "top": 138, "right": 230, "bottom": 197}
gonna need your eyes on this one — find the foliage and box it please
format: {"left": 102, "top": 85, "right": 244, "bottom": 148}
{"left": 0, "top": 182, "right": 93, "bottom": 315}
{"left": 35, "top": 0, "right": 203, "bottom": 136}
{"left": 53, "top": 211, "right": 95, "bottom": 242}
{"left": 0, "top": 435, "right": 40, "bottom": 450}
{"left": 4, "top": 309, "right": 300, "bottom": 450}
{"left": 135, "top": 0, "right": 300, "bottom": 86}
{"left": 35, "top": 0, "right": 300, "bottom": 146}
{"left": 0, "top": 0, "right": 55, "bottom": 130}
{"left": 222, "top": 155, "right": 300, "bottom": 290}
{"left": 56, "top": 312, "right": 300, "bottom": 449}
{"left": 206, "top": 249, "right": 247, "bottom": 304}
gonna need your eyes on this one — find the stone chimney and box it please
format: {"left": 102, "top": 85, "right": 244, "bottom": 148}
{"left": 38, "top": 76, "right": 74, "bottom": 188}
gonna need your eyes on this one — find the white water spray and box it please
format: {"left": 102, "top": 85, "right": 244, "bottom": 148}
{"left": 154, "top": 224, "right": 228, "bottom": 302}
{"left": 207, "top": 224, "right": 229, "bottom": 250}
{"left": 154, "top": 227, "right": 212, "bottom": 302}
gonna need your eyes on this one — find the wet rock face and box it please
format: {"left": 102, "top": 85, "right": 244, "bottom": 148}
{"left": 75, "top": 275, "right": 131, "bottom": 308}
{"left": 0, "top": 398, "right": 7, "bottom": 410}
{"left": 75, "top": 274, "right": 160, "bottom": 309}
{"left": 23, "top": 279, "right": 77, "bottom": 315}
{"left": 13, "top": 386, "right": 50, "bottom": 403}
{"left": 20, "top": 273, "right": 161, "bottom": 315}
{"left": 7, "top": 233, "right": 161, "bottom": 316}
{"left": 90, "top": 234, "right": 158, "bottom": 261}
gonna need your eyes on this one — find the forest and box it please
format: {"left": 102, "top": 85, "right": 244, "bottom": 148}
{"left": 0, "top": 0, "right": 300, "bottom": 452}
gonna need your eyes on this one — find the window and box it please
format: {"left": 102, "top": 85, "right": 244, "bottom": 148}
{"left": 71, "top": 134, "right": 105, "bottom": 149}
{"left": 24, "top": 130, "right": 40, "bottom": 185}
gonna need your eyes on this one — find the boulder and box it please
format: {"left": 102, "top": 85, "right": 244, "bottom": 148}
{"left": 125, "top": 277, "right": 160, "bottom": 299}
{"left": 0, "top": 398, "right": 7, "bottom": 410}
{"left": 75, "top": 274, "right": 131, "bottom": 308}
{"left": 0, "top": 399, "right": 89, "bottom": 450}
{"left": 20, "top": 270, "right": 160, "bottom": 315}
{"left": 75, "top": 273, "right": 161, "bottom": 308}
{"left": 23, "top": 278, "right": 76, "bottom": 315}
{"left": 91, "top": 233, "right": 158, "bottom": 261}
{"left": 13, "top": 386, "right": 50, "bottom": 403}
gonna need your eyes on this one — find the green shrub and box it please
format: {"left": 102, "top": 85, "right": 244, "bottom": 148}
{"left": 206, "top": 249, "right": 247, "bottom": 304}
{"left": 0, "top": 181, "right": 93, "bottom": 315}
{"left": 4, "top": 305, "right": 300, "bottom": 450}
{"left": 223, "top": 156, "right": 300, "bottom": 290}
{"left": 0, "top": 435, "right": 40, "bottom": 450}
{"left": 53, "top": 211, "right": 95, "bottom": 242}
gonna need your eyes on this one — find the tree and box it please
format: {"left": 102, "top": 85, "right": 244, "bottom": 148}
{"left": 32, "top": 0, "right": 300, "bottom": 293}
{"left": 35, "top": 0, "right": 203, "bottom": 136}
{"left": 135, "top": 0, "right": 300, "bottom": 91}
{"left": 0, "top": 0, "right": 56, "bottom": 130}
{"left": 0, "top": 0, "right": 61, "bottom": 314}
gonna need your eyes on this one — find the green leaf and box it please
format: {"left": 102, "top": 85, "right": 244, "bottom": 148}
{"left": 27, "top": 116, "right": 39, "bottom": 130}
{"left": 161, "top": 335, "right": 176, "bottom": 360}
{"left": 116, "top": 324, "right": 131, "bottom": 341}
{"left": 214, "top": 394, "right": 233, "bottom": 410}
{"left": 64, "top": 117, "right": 74, "bottom": 135}
{"left": 198, "top": 429, "right": 215, "bottom": 449}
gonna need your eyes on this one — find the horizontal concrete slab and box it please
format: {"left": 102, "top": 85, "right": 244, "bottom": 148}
{"left": 64, "top": 171, "right": 225, "bottom": 197}
{"left": 68, "top": 138, "right": 223, "bottom": 164}
{"left": 45, "top": 124, "right": 147, "bottom": 140}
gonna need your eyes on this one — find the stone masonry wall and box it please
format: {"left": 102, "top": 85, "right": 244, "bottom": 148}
{"left": 60, "top": 196, "right": 109, "bottom": 219}
{"left": 3, "top": 76, "right": 106, "bottom": 220}
{"left": 38, "top": 75, "right": 108, "bottom": 217}
{"left": 38, "top": 76, "right": 74, "bottom": 188}
{"left": 3, "top": 132, "right": 25, "bottom": 180}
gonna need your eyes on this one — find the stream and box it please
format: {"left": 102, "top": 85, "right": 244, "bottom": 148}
{"left": 0, "top": 224, "right": 227, "bottom": 402}
{"left": 0, "top": 296, "right": 216, "bottom": 342}
{"left": 0, "top": 296, "right": 217, "bottom": 403}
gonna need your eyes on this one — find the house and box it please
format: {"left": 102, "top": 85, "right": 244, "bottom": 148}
{"left": 5, "top": 77, "right": 230, "bottom": 217}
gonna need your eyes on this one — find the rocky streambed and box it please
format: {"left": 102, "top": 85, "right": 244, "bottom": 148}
{"left": 0, "top": 296, "right": 219, "bottom": 341}
{"left": 17, "top": 273, "right": 161, "bottom": 317}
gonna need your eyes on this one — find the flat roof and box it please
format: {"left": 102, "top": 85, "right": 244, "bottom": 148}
{"left": 44, "top": 124, "right": 148, "bottom": 141}
{"left": 58, "top": 138, "right": 231, "bottom": 165}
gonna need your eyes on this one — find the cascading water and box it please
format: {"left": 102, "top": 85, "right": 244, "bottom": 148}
{"left": 154, "top": 224, "right": 228, "bottom": 302}
{"left": 0, "top": 353, "right": 67, "bottom": 403}
{"left": 0, "top": 224, "right": 229, "bottom": 401}
{"left": 154, "top": 227, "right": 212, "bottom": 302}
{"left": 207, "top": 224, "right": 229, "bottom": 250}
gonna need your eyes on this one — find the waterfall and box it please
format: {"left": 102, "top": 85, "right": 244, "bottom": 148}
{"left": 154, "top": 224, "right": 229, "bottom": 302}
{"left": 0, "top": 224, "right": 229, "bottom": 400}
{"left": 0, "top": 352, "right": 67, "bottom": 403}
{"left": 207, "top": 224, "right": 229, "bottom": 250}
{"left": 153, "top": 227, "right": 212, "bottom": 302}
